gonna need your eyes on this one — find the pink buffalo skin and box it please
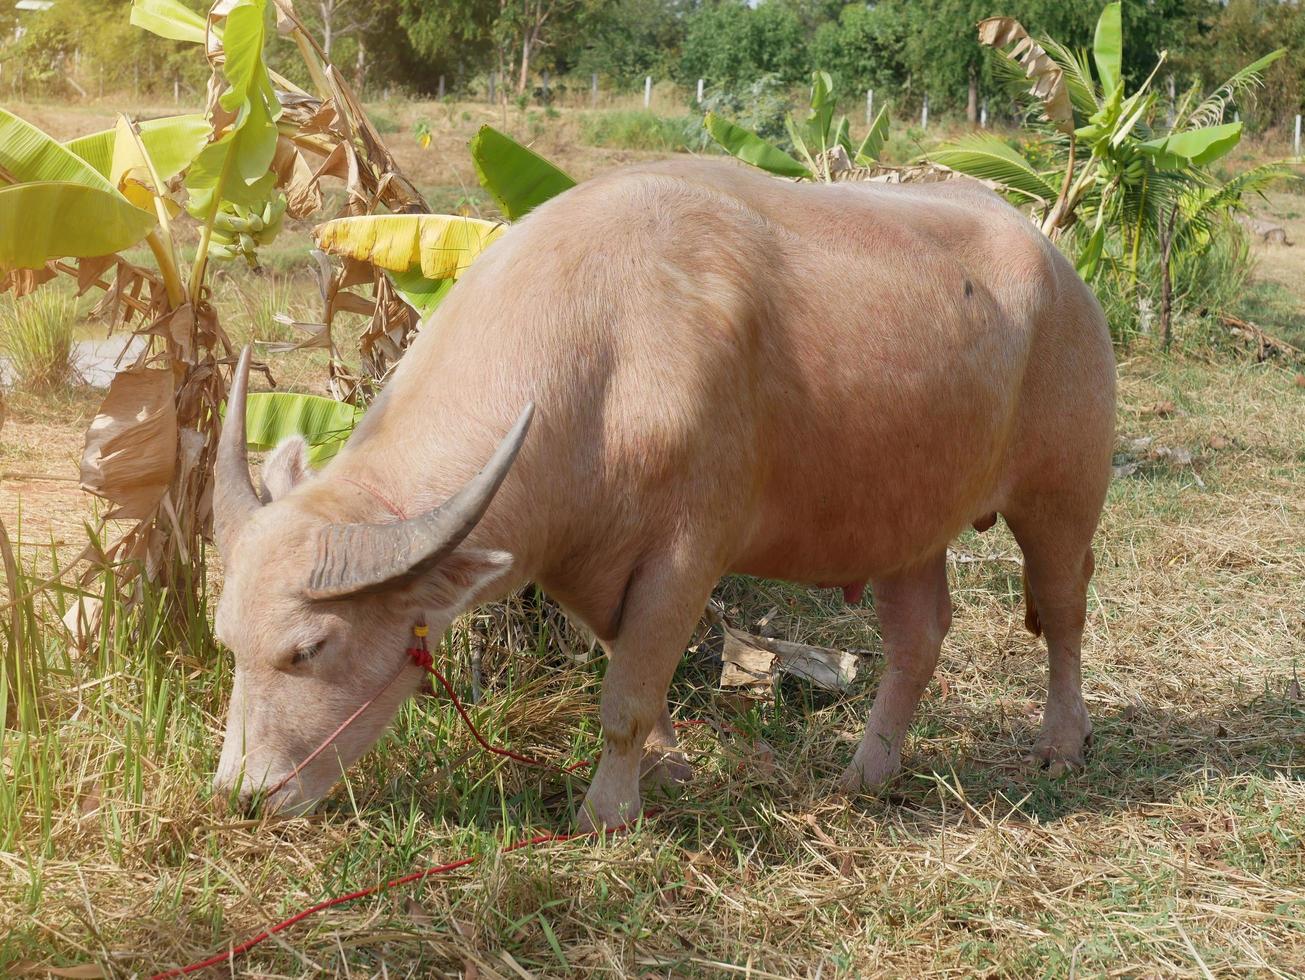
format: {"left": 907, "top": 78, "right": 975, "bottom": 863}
{"left": 212, "top": 158, "right": 1115, "bottom": 828}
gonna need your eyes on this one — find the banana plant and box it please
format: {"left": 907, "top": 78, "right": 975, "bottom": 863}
{"left": 705, "top": 71, "right": 891, "bottom": 182}
{"left": 929, "top": 2, "right": 1285, "bottom": 285}
{"left": 289, "top": 126, "right": 576, "bottom": 464}
{"left": 244, "top": 392, "right": 363, "bottom": 467}
{"left": 313, "top": 124, "right": 573, "bottom": 321}
{"left": 0, "top": 0, "right": 428, "bottom": 596}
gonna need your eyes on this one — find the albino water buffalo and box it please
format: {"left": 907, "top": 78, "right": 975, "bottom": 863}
{"left": 212, "top": 158, "right": 1115, "bottom": 829}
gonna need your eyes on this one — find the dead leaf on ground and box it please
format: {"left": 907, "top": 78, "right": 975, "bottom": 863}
{"left": 78, "top": 780, "right": 102, "bottom": 818}
{"left": 724, "top": 736, "right": 776, "bottom": 778}
{"left": 405, "top": 897, "right": 432, "bottom": 927}
{"left": 1149, "top": 400, "right": 1180, "bottom": 418}
{"left": 1113, "top": 437, "right": 1205, "bottom": 484}
{"left": 719, "top": 625, "right": 860, "bottom": 694}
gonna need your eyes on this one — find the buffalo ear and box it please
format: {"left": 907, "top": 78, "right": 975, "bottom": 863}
{"left": 401, "top": 548, "right": 516, "bottom": 614}
{"left": 261, "top": 436, "right": 312, "bottom": 502}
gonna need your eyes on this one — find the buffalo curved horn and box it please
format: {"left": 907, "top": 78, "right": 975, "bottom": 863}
{"left": 305, "top": 402, "right": 535, "bottom": 600}
{"left": 214, "top": 346, "right": 264, "bottom": 556}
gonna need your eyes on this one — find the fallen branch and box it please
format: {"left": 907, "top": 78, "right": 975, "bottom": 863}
{"left": 1220, "top": 313, "right": 1303, "bottom": 362}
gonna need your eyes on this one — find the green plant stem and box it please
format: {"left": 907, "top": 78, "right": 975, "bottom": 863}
{"left": 146, "top": 231, "right": 185, "bottom": 309}
{"left": 189, "top": 151, "right": 237, "bottom": 306}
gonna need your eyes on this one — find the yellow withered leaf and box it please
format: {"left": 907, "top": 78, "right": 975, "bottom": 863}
{"left": 314, "top": 214, "right": 505, "bottom": 281}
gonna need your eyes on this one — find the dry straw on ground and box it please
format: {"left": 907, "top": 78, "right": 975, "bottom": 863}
{"left": 2, "top": 350, "right": 1302, "bottom": 978}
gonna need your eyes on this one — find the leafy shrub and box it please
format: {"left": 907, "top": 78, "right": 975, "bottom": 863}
{"left": 696, "top": 74, "right": 793, "bottom": 149}
{"left": 1089, "top": 218, "right": 1255, "bottom": 347}
{"left": 0, "top": 292, "right": 79, "bottom": 391}
{"left": 579, "top": 110, "right": 697, "bottom": 152}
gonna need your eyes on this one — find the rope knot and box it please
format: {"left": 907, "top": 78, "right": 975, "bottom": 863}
{"left": 408, "top": 645, "right": 434, "bottom": 669}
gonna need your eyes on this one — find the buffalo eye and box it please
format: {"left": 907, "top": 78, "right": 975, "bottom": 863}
{"left": 291, "top": 639, "right": 326, "bottom": 666}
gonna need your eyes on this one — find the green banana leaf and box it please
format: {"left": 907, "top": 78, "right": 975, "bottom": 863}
{"left": 130, "top": 0, "right": 209, "bottom": 44}
{"left": 470, "top": 126, "right": 576, "bottom": 221}
{"left": 1093, "top": 2, "right": 1123, "bottom": 98}
{"left": 186, "top": 0, "right": 280, "bottom": 219}
{"left": 389, "top": 267, "right": 457, "bottom": 318}
{"left": 0, "top": 109, "right": 121, "bottom": 190}
{"left": 705, "top": 113, "right": 811, "bottom": 179}
{"left": 1139, "top": 122, "right": 1243, "bottom": 170}
{"left": 65, "top": 114, "right": 211, "bottom": 183}
{"left": 243, "top": 391, "right": 363, "bottom": 468}
{"left": 803, "top": 71, "right": 836, "bottom": 155}
{"left": 1075, "top": 225, "right": 1106, "bottom": 281}
{"left": 0, "top": 182, "right": 158, "bottom": 268}
{"left": 832, "top": 116, "right": 852, "bottom": 156}
{"left": 855, "top": 105, "right": 890, "bottom": 165}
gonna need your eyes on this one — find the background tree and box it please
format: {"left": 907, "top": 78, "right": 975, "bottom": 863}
{"left": 566, "top": 0, "right": 688, "bottom": 89}
{"left": 678, "top": 0, "right": 807, "bottom": 89}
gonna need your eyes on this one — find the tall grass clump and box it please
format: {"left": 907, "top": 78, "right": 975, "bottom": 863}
{"left": 0, "top": 533, "right": 221, "bottom": 864}
{"left": 0, "top": 292, "right": 79, "bottom": 391}
{"left": 237, "top": 272, "right": 304, "bottom": 346}
{"left": 578, "top": 110, "right": 697, "bottom": 152}
{"left": 1091, "top": 217, "right": 1256, "bottom": 347}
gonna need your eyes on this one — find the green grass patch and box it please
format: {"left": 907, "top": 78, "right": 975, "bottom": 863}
{"left": 578, "top": 110, "right": 699, "bottom": 152}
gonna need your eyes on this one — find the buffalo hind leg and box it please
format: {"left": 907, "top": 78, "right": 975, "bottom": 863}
{"left": 840, "top": 552, "right": 951, "bottom": 793}
{"left": 1008, "top": 512, "right": 1097, "bottom": 771}
{"left": 579, "top": 557, "right": 716, "bottom": 831}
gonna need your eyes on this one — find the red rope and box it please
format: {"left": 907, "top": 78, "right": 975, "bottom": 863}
{"left": 149, "top": 829, "right": 594, "bottom": 978}
{"left": 150, "top": 633, "right": 721, "bottom": 978}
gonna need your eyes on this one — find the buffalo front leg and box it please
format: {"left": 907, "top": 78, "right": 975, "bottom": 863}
{"left": 840, "top": 552, "right": 951, "bottom": 793}
{"left": 579, "top": 559, "right": 716, "bottom": 831}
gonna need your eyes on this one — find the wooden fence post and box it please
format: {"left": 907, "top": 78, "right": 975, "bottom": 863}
{"left": 644, "top": 76, "right": 652, "bottom": 109}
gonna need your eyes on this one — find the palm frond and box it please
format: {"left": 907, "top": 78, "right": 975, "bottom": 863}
{"left": 927, "top": 134, "right": 1059, "bottom": 205}
{"left": 1180, "top": 49, "right": 1285, "bottom": 130}
{"left": 1183, "top": 161, "right": 1294, "bottom": 230}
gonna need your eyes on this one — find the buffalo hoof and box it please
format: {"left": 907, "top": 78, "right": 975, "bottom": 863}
{"left": 836, "top": 745, "right": 901, "bottom": 796}
{"left": 1026, "top": 705, "right": 1093, "bottom": 776}
{"left": 576, "top": 793, "right": 644, "bottom": 834}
